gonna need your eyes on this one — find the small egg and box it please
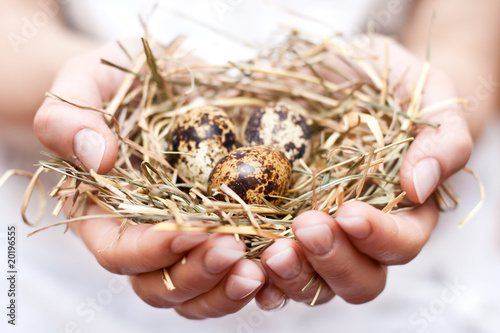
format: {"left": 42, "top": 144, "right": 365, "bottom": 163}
{"left": 169, "top": 106, "right": 240, "bottom": 186}
{"left": 244, "top": 103, "right": 311, "bottom": 167}
{"left": 207, "top": 145, "right": 292, "bottom": 204}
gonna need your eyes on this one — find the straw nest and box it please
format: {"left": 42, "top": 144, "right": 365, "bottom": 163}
{"left": 7, "top": 31, "right": 477, "bottom": 259}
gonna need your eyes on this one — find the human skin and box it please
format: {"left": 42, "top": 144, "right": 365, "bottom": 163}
{"left": 0, "top": 0, "right": 96, "bottom": 124}
{"left": 257, "top": 0, "right": 500, "bottom": 309}
{"left": 33, "top": 34, "right": 472, "bottom": 318}
{"left": 258, "top": 0, "right": 500, "bottom": 309}
{"left": 3, "top": 0, "right": 498, "bottom": 320}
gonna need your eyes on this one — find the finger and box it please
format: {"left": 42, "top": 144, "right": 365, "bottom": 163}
{"left": 368, "top": 37, "right": 473, "bottom": 203}
{"left": 33, "top": 41, "right": 142, "bottom": 174}
{"left": 130, "top": 234, "right": 245, "bottom": 308}
{"left": 71, "top": 205, "right": 208, "bottom": 275}
{"left": 335, "top": 200, "right": 439, "bottom": 265}
{"left": 255, "top": 280, "right": 288, "bottom": 311}
{"left": 399, "top": 97, "right": 472, "bottom": 203}
{"left": 174, "top": 259, "right": 265, "bottom": 319}
{"left": 260, "top": 238, "right": 335, "bottom": 305}
{"left": 292, "top": 210, "right": 387, "bottom": 304}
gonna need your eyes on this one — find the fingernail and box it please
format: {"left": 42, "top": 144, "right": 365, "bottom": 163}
{"left": 335, "top": 216, "right": 371, "bottom": 239}
{"left": 266, "top": 247, "right": 302, "bottom": 279}
{"left": 170, "top": 233, "right": 208, "bottom": 254}
{"left": 413, "top": 158, "right": 441, "bottom": 203}
{"left": 225, "top": 275, "right": 262, "bottom": 300}
{"left": 259, "top": 295, "right": 288, "bottom": 311}
{"left": 294, "top": 224, "right": 334, "bottom": 255}
{"left": 73, "top": 128, "right": 106, "bottom": 171}
{"left": 204, "top": 247, "right": 244, "bottom": 274}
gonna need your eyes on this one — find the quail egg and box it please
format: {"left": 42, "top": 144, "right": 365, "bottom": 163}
{"left": 244, "top": 103, "right": 311, "bottom": 167}
{"left": 170, "top": 106, "right": 240, "bottom": 186}
{"left": 207, "top": 145, "right": 292, "bottom": 204}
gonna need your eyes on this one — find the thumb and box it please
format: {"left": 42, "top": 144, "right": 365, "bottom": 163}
{"left": 33, "top": 41, "right": 140, "bottom": 174}
{"left": 367, "top": 36, "right": 473, "bottom": 203}
{"left": 35, "top": 97, "right": 118, "bottom": 174}
{"left": 399, "top": 90, "right": 472, "bottom": 204}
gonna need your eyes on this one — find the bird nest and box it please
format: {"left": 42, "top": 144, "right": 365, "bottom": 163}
{"left": 7, "top": 32, "right": 472, "bottom": 259}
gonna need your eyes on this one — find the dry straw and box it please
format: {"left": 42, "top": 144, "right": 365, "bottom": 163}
{"left": 2, "top": 31, "right": 483, "bottom": 259}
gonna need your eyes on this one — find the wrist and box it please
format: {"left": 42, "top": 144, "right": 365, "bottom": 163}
{"left": 399, "top": 0, "right": 500, "bottom": 140}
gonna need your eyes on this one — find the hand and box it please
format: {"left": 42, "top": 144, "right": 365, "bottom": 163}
{"left": 257, "top": 37, "right": 473, "bottom": 309}
{"left": 33, "top": 41, "right": 265, "bottom": 319}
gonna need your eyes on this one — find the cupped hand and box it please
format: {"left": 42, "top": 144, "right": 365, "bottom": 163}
{"left": 258, "top": 36, "right": 473, "bottom": 308}
{"left": 33, "top": 41, "right": 264, "bottom": 319}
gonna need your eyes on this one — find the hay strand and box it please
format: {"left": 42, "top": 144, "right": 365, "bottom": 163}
{"left": 5, "top": 31, "right": 481, "bottom": 259}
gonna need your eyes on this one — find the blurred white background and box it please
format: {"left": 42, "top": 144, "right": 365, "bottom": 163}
{"left": 1, "top": 1, "right": 499, "bottom": 332}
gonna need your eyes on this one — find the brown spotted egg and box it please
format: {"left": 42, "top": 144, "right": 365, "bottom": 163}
{"left": 207, "top": 146, "right": 292, "bottom": 204}
{"left": 170, "top": 106, "right": 240, "bottom": 186}
{"left": 244, "top": 103, "right": 311, "bottom": 167}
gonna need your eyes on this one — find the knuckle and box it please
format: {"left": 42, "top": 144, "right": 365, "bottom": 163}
{"left": 456, "top": 130, "right": 473, "bottom": 160}
{"left": 442, "top": 127, "right": 473, "bottom": 175}
{"left": 300, "top": 285, "right": 335, "bottom": 306}
{"left": 174, "top": 307, "right": 203, "bottom": 320}
{"left": 344, "top": 287, "right": 383, "bottom": 304}
{"left": 392, "top": 246, "right": 421, "bottom": 265}
{"left": 379, "top": 225, "right": 425, "bottom": 265}
{"left": 94, "top": 251, "right": 122, "bottom": 274}
{"left": 392, "top": 224, "right": 428, "bottom": 265}
{"left": 343, "top": 273, "right": 387, "bottom": 304}
{"left": 137, "top": 292, "right": 168, "bottom": 309}
{"left": 130, "top": 275, "right": 176, "bottom": 309}
{"left": 32, "top": 104, "right": 51, "bottom": 145}
{"left": 170, "top": 276, "right": 200, "bottom": 296}
{"left": 176, "top": 298, "right": 229, "bottom": 319}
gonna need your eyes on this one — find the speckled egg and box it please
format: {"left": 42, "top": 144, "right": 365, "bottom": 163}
{"left": 207, "top": 146, "right": 292, "bottom": 204}
{"left": 244, "top": 103, "right": 311, "bottom": 167}
{"left": 169, "top": 106, "right": 240, "bottom": 186}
